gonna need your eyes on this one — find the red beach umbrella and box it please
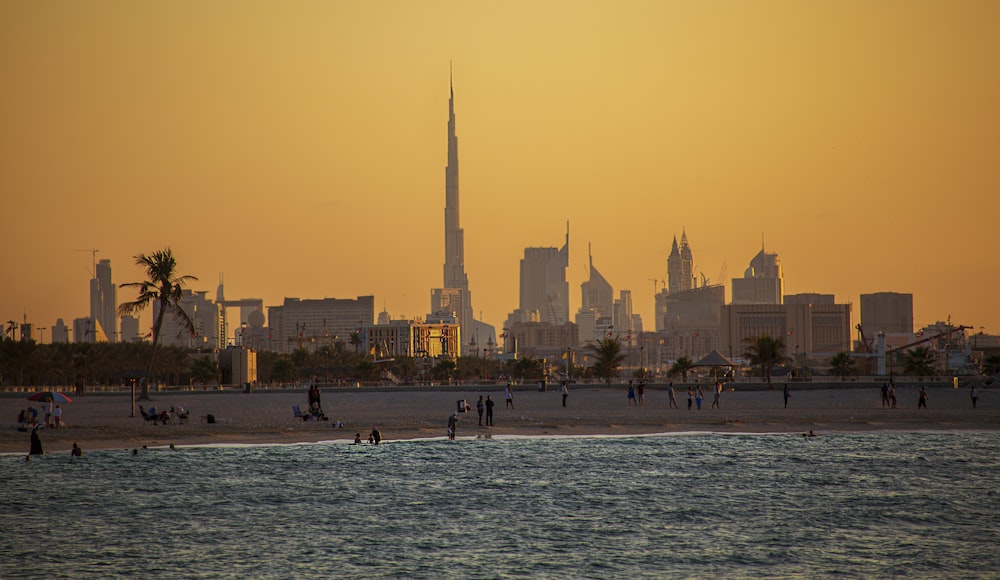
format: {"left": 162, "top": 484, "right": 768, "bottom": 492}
{"left": 27, "top": 392, "right": 73, "bottom": 403}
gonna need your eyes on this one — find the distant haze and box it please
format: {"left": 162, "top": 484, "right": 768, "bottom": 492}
{"left": 2, "top": 1, "right": 998, "bottom": 336}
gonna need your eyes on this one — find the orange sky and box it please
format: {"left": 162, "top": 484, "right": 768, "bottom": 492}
{"left": 2, "top": 1, "right": 998, "bottom": 340}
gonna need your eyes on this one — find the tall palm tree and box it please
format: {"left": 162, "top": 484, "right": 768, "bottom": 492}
{"left": 587, "top": 337, "right": 627, "bottom": 385}
{"left": 118, "top": 248, "right": 198, "bottom": 398}
{"left": 743, "top": 334, "right": 790, "bottom": 384}
{"left": 669, "top": 356, "right": 694, "bottom": 381}
{"left": 829, "top": 351, "right": 857, "bottom": 380}
{"left": 903, "top": 346, "right": 937, "bottom": 377}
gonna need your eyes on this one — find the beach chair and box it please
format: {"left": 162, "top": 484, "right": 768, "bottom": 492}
{"left": 293, "top": 405, "right": 310, "bottom": 421}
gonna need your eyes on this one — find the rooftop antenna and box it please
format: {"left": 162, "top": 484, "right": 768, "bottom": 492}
{"left": 75, "top": 248, "right": 99, "bottom": 277}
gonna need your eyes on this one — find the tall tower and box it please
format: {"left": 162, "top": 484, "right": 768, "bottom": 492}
{"left": 90, "top": 259, "right": 116, "bottom": 342}
{"left": 443, "top": 67, "right": 469, "bottom": 294}
{"left": 667, "top": 230, "right": 695, "bottom": 295}
{"left": 432, "top": 66, "right": 478, "bottom": 346}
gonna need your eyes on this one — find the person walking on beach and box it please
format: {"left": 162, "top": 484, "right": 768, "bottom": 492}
{"left": 971, "top": 385, "right": 978, "bottom": 409}
{"left": 918, "top": 387, "right": 928, "bottom": 409}
{"left": 504, "top": 384, "right": 514, "bottom": 409}
{"left": 783, "top": 384, "right": 791, "bottom": 409}
{"left": 711, "top": 383, "right": 721, "bottom": 409}
{"left": 485, "top": 395, "right": 495, "bottom": 426}
{"left": 447, "top": 412, "right": 458, "bottom": 440}
{"left": 477, "top": 395, "right": 485, "bottom": 425}
{"left": 561, "top": 381, "right": 569, "bottom": 407}
{"left": 695, "top": 386, "right": 703, "bottom": 410}
{"left": 627, "top": 384, "right": 637, "bottom": 406}
{"left": 668, "top": 383, "right": 678, "bottom": 409}
{"left": 881, "top": 383, "right": 889, "bottom": 408}
{"left": 637, "top": 381, "right": 645, "bottom": 405}
{"left": 889, "top": 383, "right": 897, "bottom": 409}
{"left": 687, "top": 387, "right": 694, "bottom": 410}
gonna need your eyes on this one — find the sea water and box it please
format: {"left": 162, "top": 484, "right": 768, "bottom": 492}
{"left": 2, "top": 432, "right": 998, "bottom": 579}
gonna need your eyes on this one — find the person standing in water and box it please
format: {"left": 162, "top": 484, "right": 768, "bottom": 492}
{"left": 29, "top": 427, "right": 43, "bottom": 456}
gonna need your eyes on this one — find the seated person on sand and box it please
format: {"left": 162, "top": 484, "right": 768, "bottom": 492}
{"left": 309, "top": 401, "right": 328, "bottom": 421}
{"left": 171, "top": 405, "right": 189, "bottom": 424}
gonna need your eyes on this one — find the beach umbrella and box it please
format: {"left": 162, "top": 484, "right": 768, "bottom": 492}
{"left": 27, "top": 392, "right": 73, "bottom": 403}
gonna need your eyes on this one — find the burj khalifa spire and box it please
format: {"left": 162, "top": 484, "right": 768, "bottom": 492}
{"left": 443, "top": 66, "right": 469, "bottom": 293}
{"left": 430, "top": 65, "right": 480, "bottom": 347}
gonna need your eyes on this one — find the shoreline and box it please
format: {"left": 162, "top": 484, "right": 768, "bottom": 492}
{"left": 3, "top": 385, "right": 994, "bottom": 455}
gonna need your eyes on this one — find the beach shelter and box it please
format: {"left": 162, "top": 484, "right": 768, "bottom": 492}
{"left": 692, "top": 350, "right": 737, "bottom": 382}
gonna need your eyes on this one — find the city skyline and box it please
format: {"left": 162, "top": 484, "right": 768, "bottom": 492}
{"left": 2, "top": 2, "right": 998, "bottom": 337}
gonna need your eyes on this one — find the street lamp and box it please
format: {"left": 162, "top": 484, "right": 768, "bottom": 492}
{"left": 484, "top": 335, "right": 494, "bottom": 381}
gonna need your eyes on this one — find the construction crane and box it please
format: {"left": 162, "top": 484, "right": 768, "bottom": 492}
{"left": 855, "top": 324, "right": 874, "bottom": 354}
{"left": 75, "top": 248, "right": 99, "bottom": 277}
{"left": 887, "top": 326, "right": 972, "bottom": 356}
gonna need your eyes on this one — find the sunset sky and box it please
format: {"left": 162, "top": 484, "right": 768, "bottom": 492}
{"left": 2, "top": 1, "right": 998, "bottom": 341}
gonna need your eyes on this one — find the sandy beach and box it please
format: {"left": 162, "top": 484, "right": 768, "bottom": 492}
{"left": 2, "top": 382, "right": 994, "bottom": 454}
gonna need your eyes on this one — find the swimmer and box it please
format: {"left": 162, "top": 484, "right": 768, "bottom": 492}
{"left": 71, "top": 442, "right": 82, "bottom": 457}
{"left": 354, "top": 433, "right": 362, "bottom": 445}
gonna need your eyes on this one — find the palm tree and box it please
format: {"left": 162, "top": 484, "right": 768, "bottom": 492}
{"left": 829, "top": 351, "right": 856, "bottom": 380}
{"left": 118, "top": 248, "right": 198, "bottom": 398}
{"left": 587, "top": 337, "right": 627, "bottom": 384}
{"left": 668, "top": 356, "right": 694, "bottom": 381}
{"left": 743, "top": 334, "right": 790, "bottom": 384}
{"left": 903, "top": 346, "right": 937, "bottom": 377}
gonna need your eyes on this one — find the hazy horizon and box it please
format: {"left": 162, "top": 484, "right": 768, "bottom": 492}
{"left": 2, "top": 1, "right": 998, "bottom": 337}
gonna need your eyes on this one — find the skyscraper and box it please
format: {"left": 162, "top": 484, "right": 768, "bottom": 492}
{"left": 90, "top": 258, "right": 116, "bottom": 342}
{"left": 667, "top": 231, "right": 695, "bottom": 295}
{"left": 731, "top": 244, "right": 783, "bottom": 305}
{"left": 860, "top": 292, "right": 913, "bottom": 336}
{"left": 580, "top": 244, "right": 613, "bottom": 320}
{"left": 507, "top": 226, "right": 570, "bottom": 328}
{"left": 431, "top": 68, "right": 477, "bottom": 346}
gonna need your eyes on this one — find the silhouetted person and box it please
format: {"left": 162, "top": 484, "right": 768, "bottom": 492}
{"left": 485, "top": 395, "right": 495, "bottom": 426}
{"left": 561, "top": 381, "right": 569, "bottom": 407}
{"left": 29, "top": 427, "right": 43, "bottom": 455}
{"left": 918, "top": 387, "right": 928, "bottom": 409}
{"left": 71, "top": 442, "right": 82, "bottom": 457}
{"left": 971, "top": 386, "right": 978, "bottom": 409}
{"left": 783, "top": 384, "right": 791, "bottom": 409}
{"left": 477, "top": 395, "right": 485, "bottom": 425}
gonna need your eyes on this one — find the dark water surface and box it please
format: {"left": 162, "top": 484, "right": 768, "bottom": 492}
{"left": 2, "top": 432, "right": 998, "bottom": 579}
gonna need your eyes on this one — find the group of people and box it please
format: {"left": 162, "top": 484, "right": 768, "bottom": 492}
{"left": 138, "top": 405, "right": 188, "bottom": 425}
{"left": 306, "top": 385, "right": 328, "bottom": 421}
{"left": 626, "top": 381, "right": 647, "bottom": 406}
{"left": 354, "top": 427, "right": 382, "bottom": 445}
{"left": 17, "top": 404, "right": 65, "bottom": 429}
{"left": 880, "top": 383, "right": 899, "bottom": 409}
{"left": 685, "top": 385, "right": 722, "bottom": 410}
